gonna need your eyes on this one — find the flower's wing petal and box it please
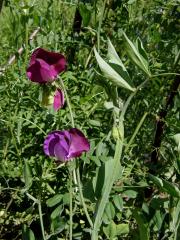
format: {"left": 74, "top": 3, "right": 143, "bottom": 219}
{"left": 68, "top": 128, "right": 90, "bottom": 159}
{"left": 54, "top": 143, "right": 68, "bottom": 162}
{"left": 27, "top": 59, "right": 55, "bottom": 83}
{"left": 53, "top": 89, "right": 65, "bottom": 111}
{"left": 43, "top": 131, "right": 62, "bottom": 156}
{"left": 53, "top": 130, "right": 71, "bottom": 162}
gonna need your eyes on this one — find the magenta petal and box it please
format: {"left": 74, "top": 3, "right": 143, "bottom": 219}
{"left": 27, "top": 48, "right": 67, "bottom": 83}
{"left": 67, "top": 128, "right": 90, "bottom": 159}
{"left": 27, "top": 59, "right": 55, "bottom": 83}
{"left": 53, "top": 89, "right": 65, "bottom": 111}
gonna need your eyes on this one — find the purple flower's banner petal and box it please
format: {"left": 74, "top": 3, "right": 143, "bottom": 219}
{"left": 27, "top": 48, "right": 67, "bottom": 83}
{"left": 68, "top": 128, "right": 90, "bottom": 159}
{"left": 43, "top": 131, "right": 63, "bottom": 156}
{"left": 53, "top": 89, "right": 65, "bottom": 111}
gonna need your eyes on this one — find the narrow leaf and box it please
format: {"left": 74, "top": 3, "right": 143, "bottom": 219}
{"left": 107, "top": 38, "right": 124, "bottom": 67}
{"left": 22, "top": 225, "right": 35, "bottom": 240}
{"left": 133, "top": 210, "right": 149, "bottom": 240}
{"left": 51, "top": 205, "right": 63, "bottom": 219}
{"left": 23, "top": 161, "right": 32, "bottom": 190}
{"left": 149, "top": 174, "right": 180, "bottom": 198}
{"left": 46, "top": 194, "right": 63, "bottom": 207}
{"left": 123, "top": 32, "right": 151, "bottom": 77}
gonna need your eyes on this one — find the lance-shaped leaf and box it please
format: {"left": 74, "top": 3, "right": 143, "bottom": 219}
{"left": 123, "top": 32, "right": 151, "bottom": 77}
{"left": 149, "top": 174, "right": 180, "bottom": 198}
{"left": 94, "top": 47, "right": 135, "bottom": 92}
{"left": 107, "top": 38, "right": 133, "bottom": 87}
{"left": 107, "top": 38, "right": 124, "bottom": 66}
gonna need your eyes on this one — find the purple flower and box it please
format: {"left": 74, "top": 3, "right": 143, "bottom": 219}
{"left": 43, "top": 128, "right": 90, "bottom": 162}
{"left": 27, "top": 48, "right": 66, "bottom": 83}
{"left": 53, "top": 88, "right": 65, "bottom": 111}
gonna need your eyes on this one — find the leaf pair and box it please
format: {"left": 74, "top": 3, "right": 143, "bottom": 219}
{"left": 123, "top": 32, "right": 151, "bottom": 77}
{"left": 94, "top": 32, "right": 151, "bottom": 92}
{"left": 94, "top": 40, "right": 135, "bottom": 92}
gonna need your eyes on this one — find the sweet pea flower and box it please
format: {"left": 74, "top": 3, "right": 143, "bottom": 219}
{"left": 27, "top": 48, "right": 66, "bottom": 83}
{"left": 43, "top": 128, "right": 90, "bottom": 162}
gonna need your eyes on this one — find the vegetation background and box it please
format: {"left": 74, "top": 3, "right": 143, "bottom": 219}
{"left": 0, "top": 0, "right": 180, "bottom": 239}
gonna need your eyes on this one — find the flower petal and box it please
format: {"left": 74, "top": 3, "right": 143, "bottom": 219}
{"left": 43, "top": 130, "right": 71, "bottom": 161}
{"left": 53, "top": 89, "right": 65, "bottom": 111}
{"left": 67, "top": 128, "right": 90, "bottom": 159}
{"left": 43, "top": 129, "right": 90, "bottom": 162}
{"left": 27, "top": 48, "right": 67, "bottom": 83}
{"left": 27, "top": 59, "right": 56, "bottom": 83}
{"left": 43, "top": 131, "right": 62, "bottom": 156}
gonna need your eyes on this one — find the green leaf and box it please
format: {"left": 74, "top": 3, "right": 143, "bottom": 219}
{"left": 123, "top": 190, "right": 138, "bottom": 198}
{"left": 23, "top": 161, "right": 32, "bottom": 190}
{"left": 104, "top": 202, "right": 115, "bottom": 221}
{"left": 135, "top": 37, "right": 148, "bottom": 62}
{"left": 113, "top": 195, "right": 123, "bottom": 211}
{"left": 173, "top": 133, "right": 180, "bottom": 153}
{"left": 22, "top": 224, "right": 35, "bottom": 240}
{"left": 79, "top": 3, "right": 91, "bottom": 27}
{"left": 92, "top": 139, "right": 123, "bottom": 234}
{"left": 149, "top": 174, "right": 180, "bottom": 198}
{"left": 116, "top": 223, "right": 129, "bottom": 235}
{"left": 103, "top": 220, "right": 117, "bottom": 239}
{"left": 107, "top": 38, "right": 133, "bottom": 86}
{"left": 107, "top": 38, "right": 125, "bottom": 67}
{"left": 46, "top": 194, "right": 63, "bottom": 207}
{"left": 123, "top": 32, "right": 151, "bottom": 77}
{"left": 51, "top": 204, "right": 64, "bottom": 219}
{"left": 93, "top": 164, "right": 105, "bottom": 199}
{"left": 133, "top": 210, "right": 149, "bottom": 240}
{"left": 94, "top": 47, "right": 135, "bottom": 91}
{"left": 171, "top": 199, "right": 180, "bottom": 234}
{"left": 103, "top": 221, "right": 129, "bottom": 239}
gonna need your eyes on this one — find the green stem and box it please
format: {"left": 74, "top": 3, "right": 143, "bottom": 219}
{"left": 58, "top": 77, "right": 75, "bottom": 128}
{"left": 125, "top": 112, "right": 148, "bottom": 152}
{"left": 76, "top": 166, "right": 93, "bottom": 228}
{"left": 25, "top": 21, "right": 29, "bottom": 66}
{"left": 152, "top": 72, "right": 180, "bottom": 78}
{"left": 38, "top": 199, "right": 46, "bottom": 240}
{"left": 26, "top": 193, "right": 46, "bottom": 240}
{"left": 69, "top": 170, "right": 73, "bottom": 240}
{"left": 58, "top": 77, "right": 77, "bottom": 186}
{"left": 97, "top": 0, "right": 107, "bottom": 52}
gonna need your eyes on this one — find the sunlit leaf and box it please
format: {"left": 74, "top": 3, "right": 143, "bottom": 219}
{"left": 123, "top": 32, "right": 151, "bottom": 77}
{"left": 94, "top": 47, "right": 135, "bottom": 91}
